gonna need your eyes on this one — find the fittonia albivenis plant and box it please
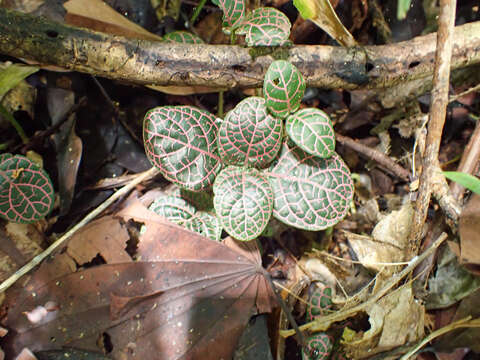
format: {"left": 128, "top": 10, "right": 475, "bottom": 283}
{"left": 143, "top": 0, "right": 354, "bottom": 242}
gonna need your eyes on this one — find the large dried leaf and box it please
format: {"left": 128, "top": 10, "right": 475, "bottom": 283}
{"left": 65, "top": 216, "right": 131, "bottom": 265}
{"left": 4, "top": 201, "right": 275, "bottom": 359}
{"left": 143, "top": 106, "right": 221, "bottom": 191}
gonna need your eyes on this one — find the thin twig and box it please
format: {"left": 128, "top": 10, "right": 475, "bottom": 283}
{"left": 449, "top": 83, "right": 480, "bottom": 103}
{"left": 400, "top": 316, "right": 480, "bottom": 360}
{"left": 265, "top": 272, "right": 306, "bottom": 347}
{"left": 408, "top": 0, "right": 457, "bottom": 255}
{"left": 0, "top": 167, "right": 159, "bottom": 293}
{"left": 336, "top": 134, "right": 410, "bottom": 181}
{"left": 279, "top": 233, "right": 448, "bottom": 337}
{"left": 12, "top": 97, "right": 87, "bottom": 153}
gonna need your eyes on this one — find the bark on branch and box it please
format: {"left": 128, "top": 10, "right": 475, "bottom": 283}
{"left": 0, "top": 7, "right": 479, "bottom": 90}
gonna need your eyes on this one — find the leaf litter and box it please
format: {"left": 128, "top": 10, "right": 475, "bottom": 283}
{"left": 2, "top": 198, "right": 275, "bottom": 359}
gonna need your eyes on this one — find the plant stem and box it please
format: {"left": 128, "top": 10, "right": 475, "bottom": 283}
{"left": 217, "top": 90, "right": 224, "bottom": 118}
{"left": 264, "top": 271, "right": 306, "bottom": 347}
{"left": 399, "top": 316, "right": 480, "bottom": 360}
{"left": 0, "top": 103, "right": 28, "bottom": 144}
{"left": 189, "top": 0, "right": 208, "bottom": 26}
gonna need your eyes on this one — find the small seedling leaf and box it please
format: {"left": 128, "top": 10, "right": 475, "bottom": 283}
{"left": 143, "top": 106, "right": 221, "bottom": 191}
{"left": 213, "top": 166, "right": 273, "bottom": 241}
{"left": 286, "top": 108, "right": 335, "bottom": 158}
{"left": 443, "top": 171, "right": 480, "bottom": 195}
{"left": 149, "top": 195, "right": 221, "bottom": 241}
{"left": 302, "top": 333, "right": 333, "bottom": 360}
{"left": 306, "top": 286, "right": 332, "bottom": 322}
{"left": 264, "top": 60, "right": 305, "bottom": 119}
{"left": 162, "top": 31, "right": 204, "bottom": 44}
{"left": 267, "top": 144, "right": 353, "bottom": 230}
{"left": 0, "top": 154, "right": 55, "bottom": 223}
{"left": 218, "top": 97, "right": 283, "bottom": 168}
{"left": 212, "top": 0, "right": 245, "bottom": 31}
{"left": 236, "top": 7, "right": 291, "bottom": 46}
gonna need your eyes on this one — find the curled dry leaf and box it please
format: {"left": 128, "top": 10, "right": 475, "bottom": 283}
{"left": 347, "top": 202, "right": 413, "bottom": 273}
{"left": 342, "top": 285, "right": 424, "bottom": 359}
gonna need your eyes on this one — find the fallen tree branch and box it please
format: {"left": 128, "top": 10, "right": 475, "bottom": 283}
{"left": 408, "top": 0, "right": 457, "bottom": 255}
{"left": 0, "top": 8, "right": 479, "bottom": 90}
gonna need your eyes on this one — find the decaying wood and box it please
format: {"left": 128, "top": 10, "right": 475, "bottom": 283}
{"left": 0, "top": 8, "right": 479, "bottom": 91}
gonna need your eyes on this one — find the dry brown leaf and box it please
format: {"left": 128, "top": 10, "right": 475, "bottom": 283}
{"left": 343, "top": 285, "right": 424, "bottom": 359}
{"left": 459, "top": 194, "right": 480, "bottom": 266}
{"left": 4, "top": 200, "right": 275, "bottom": 359}
{"left": 63, "top": 0, "right": 162, "bottom": 41}
{"left": 66, "top": 216, "right": 131, "bottom": 265}
{"left": 0, "top": 223, "right": 44, "bottom": 283}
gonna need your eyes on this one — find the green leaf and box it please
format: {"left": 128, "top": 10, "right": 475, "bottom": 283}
{"left": 143, "top": 106, "right": 221, "bottom": 191}
{"left": 302, "top": 333, "right": 333, "bottom": 360}
{"left": 213, "top": 166, "right": 273, "bottom": 241}
{"left": 266, "top": 143, "right": 353, "bottom": 230}
{"left": 211, "top": 0, "right": 245, "bottom": 31}
{"left": 149, "top": 195, "right": 222, "bottom": 241}
{"left": 443, "top": 171, "right": 480, "bottom": 195}
{"left": 0, "top": 63, "right": 39, "bottom": 100}
{"left": 286, "top": 108, "right": 335, "bottom": 158}
{"left": 0, "top": 154, "right": 55, "bottom": 223}
{"left": 236, "top": 7, "right": 291, "bottom": 47}
{"left": 264, "top": 60, "right": 305, "bottom": 119}
{"left": 162, "top": 31, "right": 204, "bottom": 44}
{"left": 397, "top": 0, "right": 411, "bottom": 20}
{"left": 218, "top": 97, "right": 283, "bottom": 168}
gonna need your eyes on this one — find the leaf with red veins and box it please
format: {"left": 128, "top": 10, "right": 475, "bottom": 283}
{"left": 214, "top": 166, "right": 273, "bottom": 241}
{"left": 236, "top": 7, "right": 291, "bottom": 47}
{"left": 162, "top": 31, "right": 204, "bottom": 44}
{"left": 266, "top": 143, "right": 353, "bottom": 230}
{"left": 264, "top": 60, "right": 305, "bottom": 119}
{"left": 218, "top": 97, "right": 282, "bottom": 168}
{"left": 212, "top": 0, "right": 245, "bottom": 31}
{"left": 143, "top": 106, "right": 221, "bottom": 191}
{"left": 0, "top": 154, "right": 55, "bottom": 223}
{"left": 286, "top": 108, "right": 335, "bottom": 158}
